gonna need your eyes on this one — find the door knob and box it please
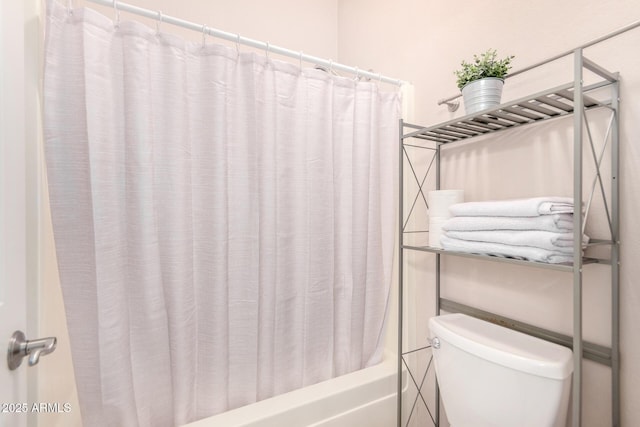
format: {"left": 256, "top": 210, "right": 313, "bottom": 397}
{"left": 7, "top": 330, "right": 57, "bottom": 370}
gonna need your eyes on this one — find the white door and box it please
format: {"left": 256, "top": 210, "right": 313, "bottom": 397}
{"left": 1, "top": 0, "right": 28, "bottom": 424}
{"left": 1, "top": 1, "right": 39, "bottom": 427}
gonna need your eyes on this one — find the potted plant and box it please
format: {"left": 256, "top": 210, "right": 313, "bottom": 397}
{"left": 454, "top": 49, "right": 514, "bottom": 114}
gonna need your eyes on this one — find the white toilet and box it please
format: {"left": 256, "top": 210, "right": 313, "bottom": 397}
{"left": 429, "top": 313, "right": 573, "bottom": 427}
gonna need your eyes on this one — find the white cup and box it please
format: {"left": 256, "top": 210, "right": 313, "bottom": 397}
{"left": 428, "top": 190, "right": 464, "bottom": 218}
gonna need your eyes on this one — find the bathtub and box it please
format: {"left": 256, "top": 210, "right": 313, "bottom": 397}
{"left": 182, "top": 355, "right": 399, "bottom": 427}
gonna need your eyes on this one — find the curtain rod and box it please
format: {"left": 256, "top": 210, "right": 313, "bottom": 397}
{"left": 437, "top": 18, "right": 640, "bottom": 108}
{"left": 82, "top": 0, "right": 407, "bottom": 87}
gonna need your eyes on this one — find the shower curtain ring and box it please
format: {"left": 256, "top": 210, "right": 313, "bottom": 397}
{"left": 235, "top": 34, "right": 241, "bottom": 56}
{"left": 113, "top": 0, "right": 120, "bottom": 28}
{"left": 329, "top": 59, "right": 333, "bottom": 74}
{"left": 354, "top": 67, "right": 360, "bottom": 81}
{"left": 299, "top": 51, "right": 304, "bottom": 69}
{"left": 201, "top": 24, "right": 208, "bottom": 48}
{"left": 156, "top": 10, "right": 163, "bottom": 35}
{"left": 67, "top": 0, "right": 74, "bottom": 15}
{"left": 265, "top": 42, "right": 270, "bottom": 60}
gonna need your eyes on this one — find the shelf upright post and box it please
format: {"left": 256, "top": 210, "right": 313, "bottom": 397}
{"left": 572, "top": 48, "right": 584, "bottom": 427}
{"left": 435, "top": 141, "right": 441, "bottom": 319}
{"left": 611, "top": 78, "right": 621, "bottom": 427}
{"left": 434, "top": 141, "right": 441, "bottom": 427}
{"left": 397, "top": 119, "right": 404, "bottom": 427}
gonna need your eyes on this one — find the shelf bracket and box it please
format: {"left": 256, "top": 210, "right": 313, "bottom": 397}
{"left": 439, "top": 298, "right": 613, "bottom": 366}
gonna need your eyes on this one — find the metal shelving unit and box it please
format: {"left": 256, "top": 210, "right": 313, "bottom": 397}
{"left": 397, "top": 49, "right": 620, "bottom": 427}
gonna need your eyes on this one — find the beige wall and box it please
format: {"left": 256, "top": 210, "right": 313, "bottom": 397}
{"left": 74, "top": 0, "right": 338, "bottom": 58}
{"left": 338, "top": 0, "right": 640, "bottom": 425}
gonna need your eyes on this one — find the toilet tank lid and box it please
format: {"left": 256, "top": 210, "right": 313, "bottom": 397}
{"left": 429, "top": 313, "right": 573, "bottom": 380}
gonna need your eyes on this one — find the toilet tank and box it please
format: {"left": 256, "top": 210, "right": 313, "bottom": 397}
{"left": 429, "top": 313, "right": 573, "bottom": 427}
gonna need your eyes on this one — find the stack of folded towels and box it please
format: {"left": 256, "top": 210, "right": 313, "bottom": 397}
{"left": 440, "top": 197, "right": 588, "bottom": 264}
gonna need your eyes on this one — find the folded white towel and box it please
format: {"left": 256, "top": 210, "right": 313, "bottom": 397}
{"left": 449, "top": 197, "right": 575, "bottom": 217}
{"left": 442, "top": 214, "right": 574, "bottom": 232}
{"left": 440, "top": 235, "right": 577, "bottom": 264}
{"left": 444, "top": 230, "right": 589, "bottom": 254}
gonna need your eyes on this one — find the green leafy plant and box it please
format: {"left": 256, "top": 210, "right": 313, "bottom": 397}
{"left": 454, "top": 49, "right": 514, "bottom": 90}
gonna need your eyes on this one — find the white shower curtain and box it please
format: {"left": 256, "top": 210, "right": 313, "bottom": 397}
{"left": 43, "top": 2, "right": 400, "bottom": 426}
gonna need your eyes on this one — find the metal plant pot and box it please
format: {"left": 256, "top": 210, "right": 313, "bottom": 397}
{"left": 461, "top": 77, "right": 504, "bottom": 114}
